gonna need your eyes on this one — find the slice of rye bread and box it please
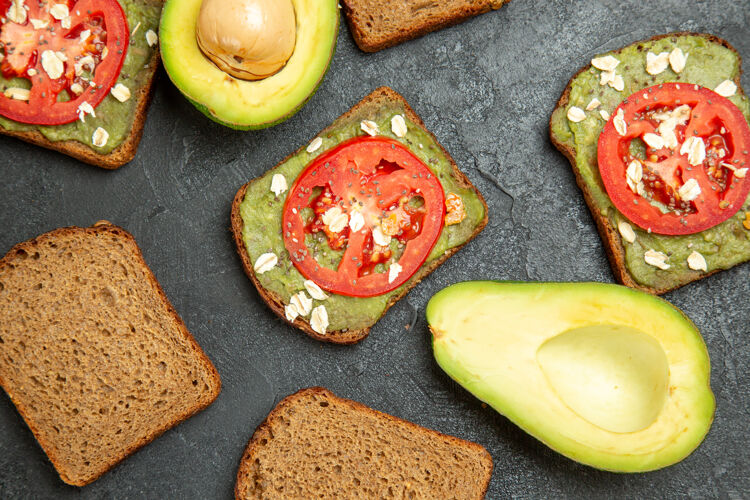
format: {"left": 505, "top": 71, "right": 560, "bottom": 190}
{"left": 0, "top": 222, "right": 221, "bottom": 486}
{"left": 235, "top": 387, "right": 493, "bottom": 499}
{"left": 0, "top": 14, "right": 162, "bottom": 169}
{"left": 549, "top": 32, "right": 746, "bottom": 295}
{"left": 341, "top": 0, "right": 511, "bottom": 53}
{"left": 230, "top": 86, "right": 489, "bottom": 344}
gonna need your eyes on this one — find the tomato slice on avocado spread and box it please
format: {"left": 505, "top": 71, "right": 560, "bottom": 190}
{"left": 0, "top": 0, "right": 128, "bottom": 125}
{"left": 282, "top": 137, "right": 445, "bottom": 298}
{"left": 598, "top": 83, "right": 750, "bottom": 235}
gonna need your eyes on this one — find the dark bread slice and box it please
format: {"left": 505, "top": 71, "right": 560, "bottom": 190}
{"left": 0, "top": 7, "right": 162, "bottom": 169}
{"left": 0, "top": 222, "right": 221, "bottom": 486}
{"left": 230, "top": 86, "right": 488, "bottom": 344}
{"left": 549, "top": 32, "right": 746, "bottom": 295}
{"left": 341, "top": 0, "right": 511, "bottom": 53}
{"left": 235, "top": 387, "right": 493, "bottom": 499}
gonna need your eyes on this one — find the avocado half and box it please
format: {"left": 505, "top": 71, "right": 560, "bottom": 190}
{"left": 159, "top": 0, "right": 339, "bottom": 130}
{"left": 426, "top": 281, "right": 715, "bottom": 472}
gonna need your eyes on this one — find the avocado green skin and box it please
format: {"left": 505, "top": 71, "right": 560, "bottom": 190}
{"left": 178, "top": 30, "right": 338, "bottom": 131}
{"left": 159, "top": 0, "right": 339, "bottom": 130}
{"left": 426, "top": 281, "right": 715, "bottom": 473}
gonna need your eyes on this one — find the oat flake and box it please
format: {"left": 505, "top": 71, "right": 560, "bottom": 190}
{"left": 146, "top": 29, "right": 158, "bottom": 47}
{"left": 110, "top": 83, "right": 131, "bottom": 102}
{"left": 6, "top": 0, "right": 26, "bottom": 24}
{"left": 304, "top": 280, "right": 328, "bottom": 301}
{"left": 644, "top": 249, "right": 670, "bottom": 270}
{"left": 310, "top": 305, "right": 329, "bottom": 335}
{"left": 687, "top": 251, "right": 707, "bottom": 272}
{"left": 360, "top": 120, "right": 379, "bottom": 136}
{"left": 613, "top": 108, "right": 627, "bottom": 136}
{"left": 4, "top": 87, "right": 29, "bottom": 100}
{"left": 643, "top": 133, "right": 665, "bottom": 150}
{"left": 669, "top": 47, "right": 688, "bottom": 73}
{"left": 714, "top": 80, "right": 737, "bottom": 98}
{"left": 290, "top": 291, "right": 313, "bottom": 317}
{"left": 49, "top": 3, "right": 69, "bottom": 19}
{"left": 285, "top": 303, "right": 299, "bottom": 322}
{"left": 92, "top": 127, "right": 109, "bottom": 148}
{"left": 253, "top": 252, "right": 278, "bottom": 274}
{"left": 646, "top": 51, "right": 669, "bottom": 75}
{"left": 306, "top": 137, "right": 323, "bottom": 153}
{"left": 41, "top": 50, "right": 64, "bottom": 80}
{"left": 585, "top": 98, "right": 601, "bottom": 111}
{"left": 388, "top": 262, "right": 402, "bottom": 284}
{"left": 348, "top": 210, "right": 364, "bottom": 232}
{"left": 591, "top": 55, "right": 619, "bottom": 72}
{"left": 270, "top": 174, "right": 287, "bottom": 197}
{"left": 617, "top": 221, "right": 636, "bottom": 244}
{"left": 391, "top": 114, "right": 407, "bottom": 137}
{"left": 567, "top": 106, "right": 586, "bottom": 123}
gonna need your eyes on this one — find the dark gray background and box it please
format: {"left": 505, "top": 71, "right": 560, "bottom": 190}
{"left": 1, "top": 0, "right": 748, "bottom": 498}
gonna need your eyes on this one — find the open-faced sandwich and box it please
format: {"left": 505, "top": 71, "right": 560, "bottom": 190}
{"left": 231, "top": 87, "right": 488, "bottom": 344}
{"left": 0, "top": 0, "right": 163, "bottom": 168}
{"left": 551, "top": 33, "right": 750, "bottom": 294}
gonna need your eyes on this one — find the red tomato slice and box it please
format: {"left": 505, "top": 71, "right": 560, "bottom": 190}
{"left": 598, "top": 82, "right": 750, "bottom": 235}
{"left": 282, "top": 136, "right": 445, "bottom": 297}
{"left": 0, "top": 0, "right": 129, "bottom": 125}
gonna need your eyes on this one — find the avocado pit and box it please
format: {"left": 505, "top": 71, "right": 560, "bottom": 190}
{"left": 536, "top": 324, "right": 669, "bottom": 434}
{"left": 195, "top": 0, "right": 296, "bottom": 81}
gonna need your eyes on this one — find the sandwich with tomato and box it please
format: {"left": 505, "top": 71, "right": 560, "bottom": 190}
{"left": 0, "top": 0, "right": 162, "bottom": 168}
{"left": 550, "top": 33, "right": 750, "bottom": 294}
{"left": 231, "top": 87, "right": 488, "bottom": 344}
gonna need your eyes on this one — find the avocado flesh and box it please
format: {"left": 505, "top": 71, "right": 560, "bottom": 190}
{"left": 426, "top": 281, "right": 714, "bottom": 472}
{"left": 159, "top": 0, "right": 338, "bottom": 129}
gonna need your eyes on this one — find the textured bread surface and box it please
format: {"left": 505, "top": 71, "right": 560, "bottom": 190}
{"left": 341, "top": 0, "right": 510, "bottom": 52}
{"left": 549, "top": 32, "right": 745, "bottom": 295}
{"left": 0, "top": 224, "right": 221, "bottom": 486}
{"left": 0, "top": 29, "right": 161, "bottom": 169}
{"left": 235, "top": 387, "right": 493, "bottom": 499}
{"left": 231, "top": 86, "right": 488, "bottom": 344}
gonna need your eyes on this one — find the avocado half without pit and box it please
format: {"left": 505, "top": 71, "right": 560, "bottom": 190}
{"left": 426, "top": 281, "right": 714, "bottom": 472}
{"left": 160, "top": 0, "right": 339, "bottom": 129}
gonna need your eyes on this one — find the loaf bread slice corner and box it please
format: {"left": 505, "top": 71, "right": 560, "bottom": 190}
{"left": 549, "top": 32, "right": 746, "bottom": 295}
{"left": 341, "top": 0, "right": 511, "bottom": 53}
{"left": 0, "top": 222, "right": 221, "bottom": 486}
{"left": 235, "top": 387, "right": 493, "bottom": 499}
{"left": 230, "top": 86, "right": 489, "bottom": 344}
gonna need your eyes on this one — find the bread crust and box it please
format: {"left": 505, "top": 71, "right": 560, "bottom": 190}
{"left": 341, "top": 0, "right": 511, "bottom": 53}
{"left": 234, "top": 387, "right": 493, "bottom": 499}
{"left": 230, "top": 86, "right": 488, "bottom": 344}
{"left": 0, "top": 10, "right": 162, "bottom": 170}
{"left": 549, "top": 32, "right": 745, "bottom": 295}
{"left": 0, "top": 222, "right": 222, "bottom": 486}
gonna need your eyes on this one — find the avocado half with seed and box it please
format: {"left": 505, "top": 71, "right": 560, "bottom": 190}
{"left": 159, "top": 0, "right": 339, "bottom": 130}
{"left": 426, "top": 281, "right": 714, "bottom": 472}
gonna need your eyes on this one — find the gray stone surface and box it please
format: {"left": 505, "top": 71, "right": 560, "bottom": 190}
{"left": 1, "top": 0, "right": 749, "bottom": 497}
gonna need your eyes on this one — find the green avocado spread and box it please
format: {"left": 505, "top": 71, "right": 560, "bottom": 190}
{"left": 0, "top": 0, "right": 162, "bottom": 154}
{"left": 240, "top": 102, "right": 486, "bottom": 332}
{"left": 550, "top": 34, "right": 750, "bottom": 290}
